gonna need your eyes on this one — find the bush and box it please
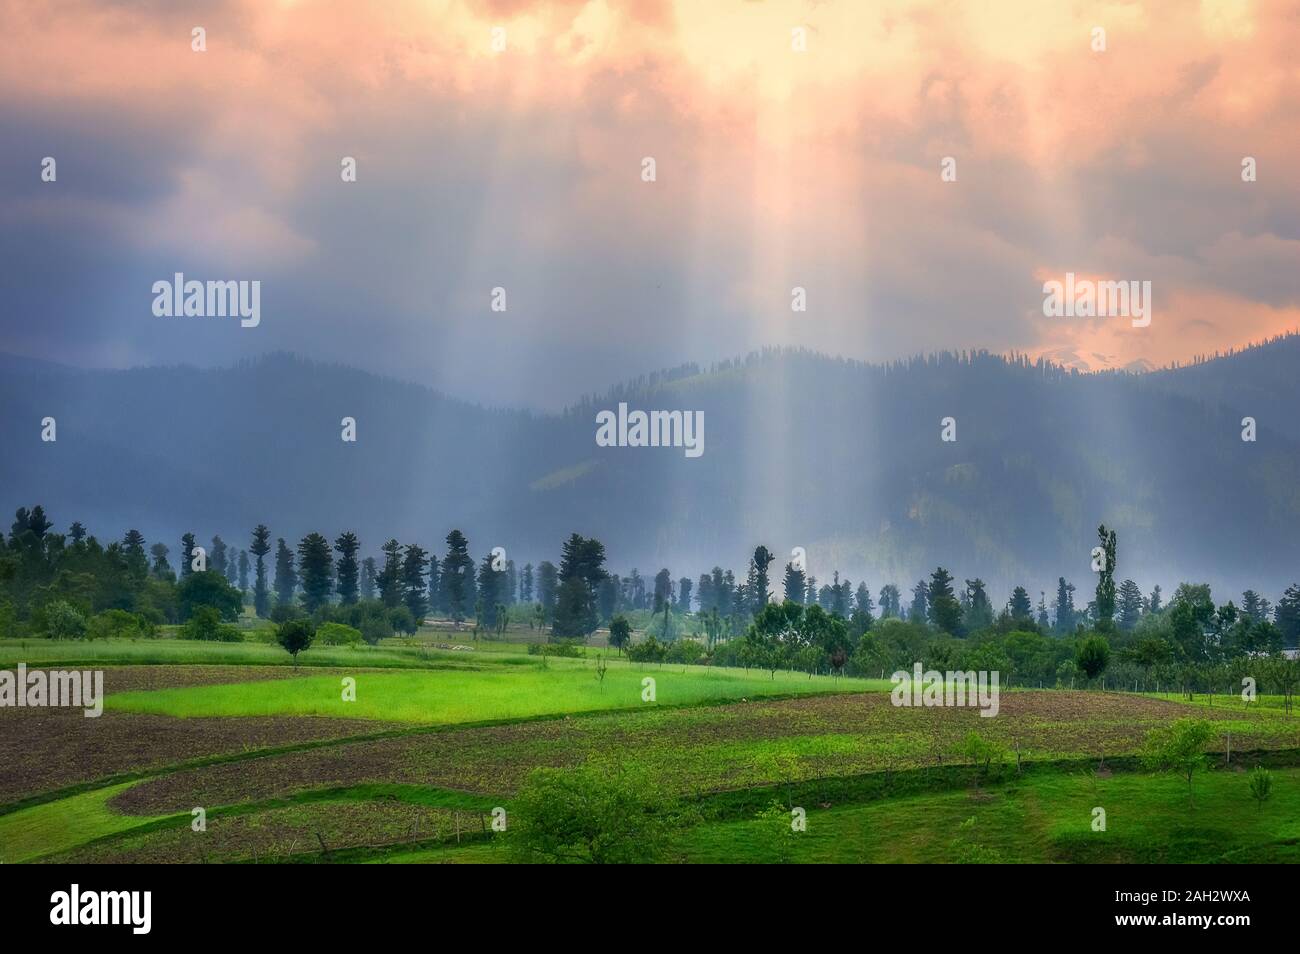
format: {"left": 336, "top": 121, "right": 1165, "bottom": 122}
{"left": 1142, "top": 718, "right": 1216, "bottom": 805}
{"left": 1076, "top": 635, "right": 1111, "bottom": 680}
{"left": 1249, "top": 767, "right": 1273, "bottom": 809}
{"left": 181, "top": 605, "right": 242, "bottom": 642}
{"left": 43, "top": 600, "right": 87, "bottom": 640}
{"left": 177, "top": 570, "right": 243, "bottom": 621}
{"left": 665, "top": 638, "right": 705, "bottom": 665}
{"left": 959, "top": 731, "right": 1008, "bottom": 780}
{"left": 87, "top": 609, "right": 156, "bottom": 640}
{"left": 388, "top": 605, "right": 416, "bottom": 637}
{"left": 628, "top": 635, "right": 667, "bottom": 663}
{"left": 508, "top": 763, "right": 675, "bottom": 864}
{"left": 315, "top": 621, "right": 363, "bottom": 646}
{"left": 276, "top": 618, "right": 317, "bottom": 662}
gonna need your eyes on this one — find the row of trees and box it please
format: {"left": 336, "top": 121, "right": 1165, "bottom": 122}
{"left": 4, "top": 509, "right": 1299, "bottom": 688}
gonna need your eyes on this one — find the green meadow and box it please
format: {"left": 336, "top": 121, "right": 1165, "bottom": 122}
{"left": 4, "top": 635, "right": 1299, "bottom": 865}
{"left": 105, "top": 661, "right": 883, "bottom": 724}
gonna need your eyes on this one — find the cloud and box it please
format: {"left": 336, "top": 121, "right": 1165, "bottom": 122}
{"left": 0, "top": 0, "right": 1295, "bottom": 407}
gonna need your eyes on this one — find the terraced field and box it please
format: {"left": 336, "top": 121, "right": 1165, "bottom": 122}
{"left": 4, "top": 640, "right": 1300, "bottom": 864}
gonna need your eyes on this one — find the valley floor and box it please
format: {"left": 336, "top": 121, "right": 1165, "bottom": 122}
{"left": 2, "top": 637, "right": 1297, "bottom": 864}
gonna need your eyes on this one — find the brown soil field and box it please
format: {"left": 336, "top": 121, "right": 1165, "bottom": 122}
{"left": 41, "top": 800, "right": 474, "bottom": 864}
{"left": 111, "top": 690, "right": 1300, "bottom": 814}
{"left": 0, "top": 667, "right": 399, "bottom": 804}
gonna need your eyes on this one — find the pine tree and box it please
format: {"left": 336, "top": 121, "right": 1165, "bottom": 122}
{"left": 1008, "top": 585, "right": 1032, "bottom": 623}
{"left": 746, "top": 545, "right": 775, "bottom": 613}
{"left": 1094, "top": 525, "right": 1117, "bottom": 631}
{"left": 440, "top": 530, "right": 475, "bottom": 622}
{"left": 878, "top": 584, "right": 900, "bottom": 619}
{"left": 653, "top": 568, "right": 673, "bottom": 613}
{"left": 334, "top": 531, "right": 360, "bottom": 606}
{"left": 250, "top": 525, "right": 271, "bottom": 617}
{"left": 360, "top": 557, "right": 377, "bottom": 601}
{"left": 1054, "top": 577, "right": 1076, "bottom": 634}
{"left": 927, "top": 568, "right": 963, "bottom": 635}
{"left": 909, "top": 580, "right": 927, "bottom": 621}
{"left": 964, "top": 578, "right": 993, "bottom": 631}
{"left": 377, "top": 539, "right": 403, "bottom": 608}
{"left": 210, "top": 535, "right": 229, "bottom": 577}
{"left": 149, "top": 542, "right": 173, "bottom": 581}
{"left": 427, "top": 554, "right": 440, "bottom": 617}
{"left": 477, "top": 553, "right": 504, "bottom": 630}
{"left": 122, "top": 530, "right": 148, "bottom": 580}
{"left": 297, "top": 533, "right": 333, "bottom": 614}
{"left": 238, "top": 549, "right": 250, "bottom": 593}
{"left": 274, "top": 538, "right": 297, "bottom": 606}
{"left": 1241, "top": 590, "right": 1271, "bottom": 624}
{"left": 181, "top": 532, "right": 198, "bottom": 577}
{"left": 783, "top": 561, "right": 806, "bottom": 604}
{"left": 676, "top": 577, "right": 693, "bottom": 613}
{"left": 537, "top": 561, "right": 558, "bottom": 624}
{"left": 1276, "top": 584, "right": 1300, "bottom": 646}
{"left": 402, "top": 543, "right": 429, "bottom": 624}
{"left": 1117, "top": 579, "right": 1143, "bottom": 630}
{"left": 521, "top": 563, "right": 534, "bottom": 603}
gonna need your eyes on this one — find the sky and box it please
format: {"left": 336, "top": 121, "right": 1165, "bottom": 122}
{"left": 1, "top": 0, "right": 1297, "bottom": 409}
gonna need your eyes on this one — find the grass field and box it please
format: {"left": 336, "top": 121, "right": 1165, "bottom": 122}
{"left": 104, "top": 661, "right": 882, "bottom": 723}
{"left": 3, "top": 635, "right": 1299, "bottom": 864}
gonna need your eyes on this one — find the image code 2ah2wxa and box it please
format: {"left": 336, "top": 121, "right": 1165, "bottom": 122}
{"left": 2, "top": 0, "right": 1299, "bottom": 876}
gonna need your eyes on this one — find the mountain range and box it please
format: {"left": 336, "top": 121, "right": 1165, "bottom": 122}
{"left": 3, "top": 335, "right": 1299, "bottom": 603}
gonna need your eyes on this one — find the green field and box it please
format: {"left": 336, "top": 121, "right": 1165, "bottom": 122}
{"left": 3, "top": 636, "right": 1300, "bottom": 865}
{"left": 104, "top": 660, "right": 881, "bottom": 723}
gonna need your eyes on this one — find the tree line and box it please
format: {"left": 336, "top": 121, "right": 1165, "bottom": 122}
{"left": 2, "top": 508, "right": 1298, "bottom": 696}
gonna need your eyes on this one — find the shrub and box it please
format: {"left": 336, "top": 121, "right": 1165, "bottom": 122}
{"left": 628, "top": 635, "right": 667, "bottom": 663}
{"left": 276, "top": 618, "right": 317, "bottom": 663}
{"left": 959, "top": 731, "right": 1008, "bottom": 780}
{"left": 87, "top": 609, "right": 156, "bottom": 640}
{"left": 608, "top": 615, "right": 631, "bottom": 654}
{"left": 177, "top": 570, "right": 242, "bottom": 621}
{"left": 181, "top": 605, "right": 242, "bottom": 642}
{"left": 1076, "top": 635, "right": 1111, "bottom": 680}
{"left": 665, "top": 638, "right": 705, "bottom": 665}
{"left": 507, "top": 763, "right": 674, "bottom": 864}
{"left": 388, "top": 605, "right": 416, "bottom": 637}
{"left": 43, "top": 600, "right": 87, "bottom": 640}
{"left": 1248, "top": 767, "right": 1273, "bottom": 809}
{"left": 316, "top": 621, "right": 363, "bottom": 646}
{"left": 1142, "top": 718, "right": 1216, "bottom": 806}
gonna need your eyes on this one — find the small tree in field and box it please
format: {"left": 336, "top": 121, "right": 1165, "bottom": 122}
{"left": 44, "top": 600, "right": 87, "bottom": 640}
{"left": 1248, "top": 767, "right": 1273, "bottom": 809}
{"left": 276, "top": 618, "right": 316, "bottom": 665}
{"left": 608, "top": 615, "right": 631, "bottom": 655}
{"left": 960, "top": 731, "right": 1007, "bottom": 781}
{"left": 508, "top": 763, "right": 673, "bottom": 864}
{"left": 1142, "top": 718, "right": 1215, "bottom": 806}
{"left": 1076, "top": 635, "right": 1111, "bottom": 681}
{"left": 594, "top": 653, "right": 609, "bottom": 692}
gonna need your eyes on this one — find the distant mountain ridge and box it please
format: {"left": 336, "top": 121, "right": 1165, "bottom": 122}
{"left": 3, "top": 336, "right": 1299, "bottom": 602}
